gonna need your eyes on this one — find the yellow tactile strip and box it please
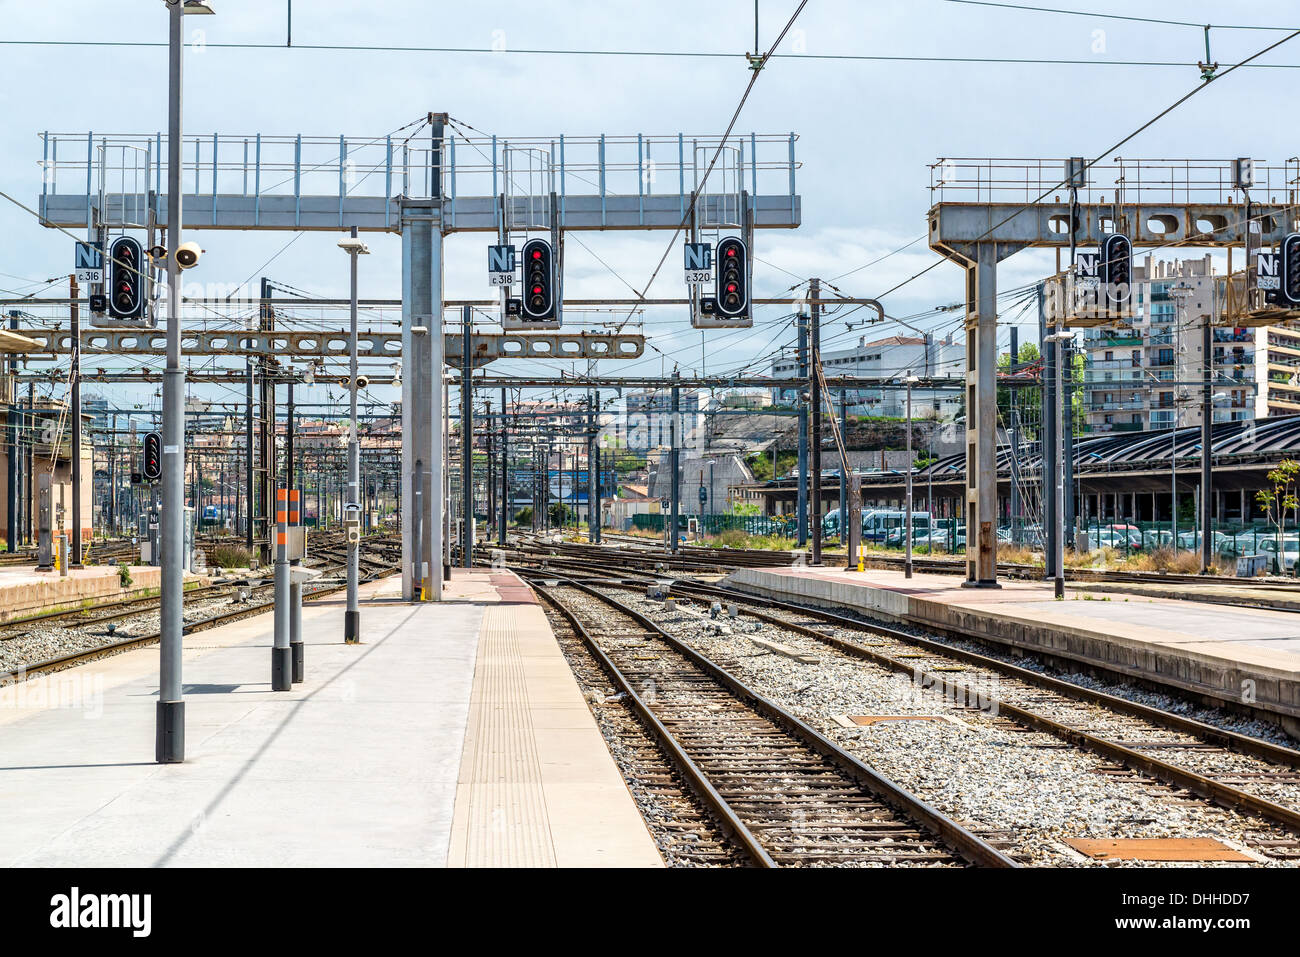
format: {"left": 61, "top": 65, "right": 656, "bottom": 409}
{"left": 449, "top": 606, "right": 558, "bottom": 867}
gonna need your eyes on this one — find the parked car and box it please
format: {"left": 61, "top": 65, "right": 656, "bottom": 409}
{"left": 1175, "top": 530, "right": 1231, "bottom": 554}
{"left": 1257, "top": 537, "right": 1300, "bottom": 574}
{"left": 918, "top": 527, "right": 965, "bottom": 550}
{"left": 885, "top": 525, "right": 930, "bottom": 547}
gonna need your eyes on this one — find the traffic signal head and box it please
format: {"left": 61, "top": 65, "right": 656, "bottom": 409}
{"left": 1283, "top": 233, "right": 1300, "bottom": 304}
{"left": 1100, "top": 233, "right": 1132, "bottom": 303}
{"left": 520, "top": 239, "right": 555, "bottom": 320}
{"left": 108, "top": 236, "right": 146, "bottom": 320}
{"left": 715, "top": 237, "right": 748, "bottom": 318}
{"left": 142, "top": 431, "right": 163, "bottom": 482}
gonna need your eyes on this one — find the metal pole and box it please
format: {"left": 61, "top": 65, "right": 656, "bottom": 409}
{"left": 810, "top": 278, "right": 823, "bottom": 564}
{"left": 838, "top": 388, "right": 847, "bottom": 540}
{"left": 461, "top": 305, "right": 473, "bottom": 567}
{"left": 1054, "top": 335, "right": 1066, "bottom": 600}
{"left": 905, "top": 379, "right": 914, "bottom": 579}
{"left": 70, "top": 275, "right": 83, "bottom": 566}
{"left": 6, "top": 339, "right": 18, "bottom": 553}
{"left": 587, "top": 392, "right": 596, "bottom": 541}
{"left": 670, "top": 373, "right": 680, "bottom": 554}
{"left": 1201, "top": 317, "right": 1213, "bottom": 573}
{"left": 346, "top": 226, "right": 361, "bottom": 640}
{"left": 156, "top": 0, "right": 186, "bottom": 763}
{"left": 796, "top": 314, "right": 808, "bottom": 546}
{"left": 1039, "top": 282, "right": 1057, "bottom": 580}
{"left": 1062, "top": 337, "right": 1076, "bottom": 550}
{"left": 272, "top": 483, "right": 290, "bottom": 690}
{"left": 289, "top": 488, "right": 303, "bottom": 681}
{"left": 499, "top": 386, "right": 508, "bottom": 546}
{"left": 245, "top": 361, "right": 254, "bottom": 551}
{"left": 593, "top": 390, "right": 602, "bottom": 542}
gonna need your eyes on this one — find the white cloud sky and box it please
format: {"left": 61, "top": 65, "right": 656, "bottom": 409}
{"left": 0, "top": 0, "right": 1296, "bottom": 412}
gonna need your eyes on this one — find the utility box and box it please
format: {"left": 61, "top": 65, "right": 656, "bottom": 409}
{"left": 344, "top": 518, "right": 360, "bottom": 545}
{"left": 1236, "top": 554, "right": 1268, "bottom": 578}
{"left": 183, "top": 505, "right": 195, "bottom": 572}
{"left": 37, "top": 473, "right": 52, "bottom": 569}
{"left": 285, "top": 526, "right": 308, "bottom": 562}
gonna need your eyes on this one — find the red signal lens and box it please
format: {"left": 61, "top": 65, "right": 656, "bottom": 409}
{"left": 532, "top": 249, "right": 542, "bottom": 259}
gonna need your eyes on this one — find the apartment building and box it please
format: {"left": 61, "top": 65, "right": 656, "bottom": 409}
{"left": 770, "top": 333, "right": 964, "bottom": 418}
{"left": 1081, "top": 255, "right": 1263, "bottom": 433}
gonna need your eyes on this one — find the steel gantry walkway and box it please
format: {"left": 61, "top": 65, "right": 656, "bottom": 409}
{"left": 928, "top": 156, "right": 1300, "bottom": 586}
{"left": 38, "top": 116, "right": 803, "bottom": 599}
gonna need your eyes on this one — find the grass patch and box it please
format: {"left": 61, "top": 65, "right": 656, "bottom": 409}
{"left": 700, "top": 528, "right": 798, "bottom": 550}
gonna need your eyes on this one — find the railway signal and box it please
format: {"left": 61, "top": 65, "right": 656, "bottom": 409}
{"left": 520, "top": 238, "right": 556, "bottom": 322}
{"left": 716, "top": 238, "right": 748, "bottom": 317}
{"left": 107, "top": 235, "right": 147, "bottom": 322}
{"left": 694, "top": 237, "right": 752, "bottom": 329}
{"left": 1283, "top": 233, "right": 1300, "bottom": 304}
{"left": 1100, "top": 233, "right": 1132, "bottom": 304}
{"left": 142, "top": 431, "right": 163, "bottom": 482}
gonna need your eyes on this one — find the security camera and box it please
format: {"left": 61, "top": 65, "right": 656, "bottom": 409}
{"left": 146, "top": 245, "right": 167, "bottom": 261}
{"left": 353, "top": 375, "right": 369, "bottom": 390}
{"left": 174, "top": 241, "right": 203, "bottom": 270}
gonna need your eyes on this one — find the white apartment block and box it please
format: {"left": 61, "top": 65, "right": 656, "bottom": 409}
{"left": 770, "top": 334, "right": 964, "bottom": 418}
{"left": 1080, "top": 254, "right": 1300, "bottom": 433}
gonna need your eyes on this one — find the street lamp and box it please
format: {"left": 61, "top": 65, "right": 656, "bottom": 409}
{"left": 157, "top": 0, "right": 215, "bottom": 766}
{"left": 338, "top": 230, "right": 370, "bottom": 644}
{"left": 900, "top": 373, "right": 920, "bottom": 579}
{"left": 1046, "top": 330, "right": 1075, "bottom": 599}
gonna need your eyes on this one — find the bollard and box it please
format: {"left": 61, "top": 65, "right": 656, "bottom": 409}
{"left": 58, "top": 534, "right": 68, "bottom": 577}
{"left": 290, "top": 580, "right": 304, "bottom": 683}
{"left": 272, "top": 488, "right": 291, "bottom": 691}
{"left": 289, "top": 489, "right": 305, "bottom": 678}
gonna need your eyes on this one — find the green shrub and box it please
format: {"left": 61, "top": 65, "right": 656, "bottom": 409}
{"left": 209, "top": 544, "right": 252, "bottom": 569}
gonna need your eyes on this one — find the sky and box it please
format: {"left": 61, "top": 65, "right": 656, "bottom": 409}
{"left": 1, "top": 0, "right": 1299, "bottom": 418}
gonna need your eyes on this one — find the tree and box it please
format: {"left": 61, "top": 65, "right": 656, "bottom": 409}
{"left": 998, "top": 342, "right": 1044, "bottom": 443}
{"left": 513, "top": 506, "right": 533, "bottom": 526}
{"left": 1256, "top": 459, "right": 1300, "bottom": 573}
{"left": 548, "top": 503, "right": 571, "bottom": 527}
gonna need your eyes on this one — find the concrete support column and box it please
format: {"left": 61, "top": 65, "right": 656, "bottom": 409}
{"left": 400, "top": 199, "right": 444, "bottom": 601}
{"left": 964, "top": 249, "right": 1000, "bottom": 586}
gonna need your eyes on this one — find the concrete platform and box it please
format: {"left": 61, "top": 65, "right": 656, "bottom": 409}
{"left": 0, "top": 568, "right": 661, "bottom": 867}
{"left": 0, "top": 563, "right": 205, "bottom": 625}
{"left": 725, "top": 566, "right": 1300, "bottom": 738}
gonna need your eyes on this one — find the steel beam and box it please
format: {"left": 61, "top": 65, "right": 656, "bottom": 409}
{"left": 930, "top": 201, "right": 1296, "bottom": 252}
{"left": 40, "top": 192, "right": 801, "bottom": 233}
{"left": 10, "top": 327, "right": 644, "bottom": 363}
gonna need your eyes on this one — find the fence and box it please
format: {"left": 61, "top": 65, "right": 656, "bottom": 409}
{"left": 630, "top": 513, "right": 794, "bottom": 537}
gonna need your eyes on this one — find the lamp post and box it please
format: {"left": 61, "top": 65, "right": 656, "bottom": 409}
{"left": 157, "top": 0, "right": 214, "bottom": 765}
{"left": 901, "top": 373, "right": 919, "bottom": 578}
{"left": 337, "top": 230, "right": 369, "bottom": 643}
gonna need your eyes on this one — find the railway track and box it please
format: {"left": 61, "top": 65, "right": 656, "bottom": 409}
{"left": 546, "top": 532, "right": 1300, "bottom": 595}
{"left": 0, "top": 539, "right": 400, "bottom": 685}
{"left": 527, "top": 571, "right": 1019, "bottom": 867}
{"left": 511, "top": 554, "right": 1300, "bottom": 863}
